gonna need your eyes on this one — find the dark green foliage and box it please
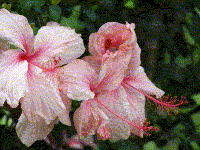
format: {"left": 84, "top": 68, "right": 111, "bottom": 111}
{"left": 0, "top": 0, "right": 200, "bottom": 149}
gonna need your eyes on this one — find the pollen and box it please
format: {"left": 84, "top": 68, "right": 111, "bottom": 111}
{"left": 41, "top": 56, "right": 62, "bottom": 69}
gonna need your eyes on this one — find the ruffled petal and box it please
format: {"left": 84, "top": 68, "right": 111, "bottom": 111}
{"left": 16, "top": 113, "right": 56, "bottom": 147}
{"left": 82, "top": 56, "right": 102, "bottom": 75}
{"left": 89, "top": 33, "right": 105, "bottom": 56}
{"left": 46, "top": 21, "right": 61, "bottom": 27}
{"left": 73, "top": 100, "right": 109, "bottom": 137}
{"left": 0, "top": 8, "right": 33, "bottom": 52}
{"left": 88, "top": 22, "right": 138, "bottom": 92}
{"left": 96, "top": 49, "right": 132, "bottom": 92}
{"left": 59, "top": 89, "right": 72, "bottom": 124}
{"left": 67, "top": 135, "right": 97, "bottom": 149}
{"left": 125, "top": 43, "right": 142, "bottom": 75}
{"left": 89, "top": 22, "right": 135, "bottom": 56}
{"left": 31, "top": 25, "right": 85, "bottom": 69}
{"left": 125, "top": 66, "right": 165, "bottom": 98}
{"left": 97, "top": 85, "right": 138, "bottom": 141}
{"left": 58, "top": 59, "right": 96, "bottom": 101}
{"left": 122, "top": 82, "right": 146, "bottom": 137}
{"left": 0, "top": 50, "right": 28, "bottom": 107}
{"left": 124, "top": 22, "right": 141, "bottom": 75}
{"left": 21, "top": 64, "right": 71, "bottom": 125}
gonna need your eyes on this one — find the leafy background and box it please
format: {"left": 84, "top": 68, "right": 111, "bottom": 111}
{"left": 0, "top": 0, "right": 200, "bottom": 149}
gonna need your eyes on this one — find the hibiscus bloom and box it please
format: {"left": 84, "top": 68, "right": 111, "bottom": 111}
{"left": 59, "top": 22, "right": 186, "bottom": 143}
{"left": 0, "top": 9, "right": 84, "bottom": 146}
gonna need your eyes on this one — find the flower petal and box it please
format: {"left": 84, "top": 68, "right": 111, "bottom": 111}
{"left": 82, "top": 56, "right": 102, "bottom": 75}
{"left": 68, "top": 134, "right": 97, "bottom": 149}
{"left": 0, "top": 50, "right": 28, "bottom": 107}
{"left": 58, "top": 59, "right": 96, "bottom": 101}
{"left": 21, "top": 64, "right": 71, "bottom": 125}
{"left": 126, "top": 66, "right": 165, "bottom": 98}
{"left": 96, "top": 49, "right": 132, "bottom": 92}
{"left": 88, "top": 22, "right": 137, "bottom": 91}
{"left": 73, "top": 100, "right": 109, "bottom": 137}
{"left": 123, "top": 22, "right": 141, "bottom": 75}
{"left": 89, "top": 22, "right": 134, "bottom": 56}
{"left": 31, "top": 25, "right": 85, "bottom": 69}
{"left": 125, "top": 43, "right": 141, "bottom": 75}
{"left": 46, "top": 21, "right": 61, "bottom": 27}
{"left": 89, "top": 33, "right": 105, "bottom": 56}
{"left": 59, "top": 89, "right": 72, "bottom": 123}
{"left": 97, "top": 85, "right": 138, "bottom": 141}
{"left": 16, "top": 113, "right": 56, "bottom": 147}
{"left": 122, "top": 82, "right": 146, "bottom": 137}
{"left": 0, "top": 8, "right": 33, "bottom": 52}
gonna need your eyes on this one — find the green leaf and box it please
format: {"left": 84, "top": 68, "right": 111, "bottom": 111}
{"left": 30, "top": 22, "right": 39, "bottom": 35}
{"left": 3, "top": 109, "right": 10, "bottom": 115}
{"left": 60, "top": 16, "right": 85, "bottom": 31}
{"left": 191, "top": 113, "right": 200, "bottom": 126}
{"left": 60, "top": 5, "right": 85, "bottom": 31}
{"left": 51, "top": 0, "right": 62, "bottom": 5}
{"left": 186, "top": 12, "right": 193, "bottom": 25}
{"left": 175, "top": 55, "right": 192, "bottom": 68}
{"left": 161, "top": 138, "right": 181, "bottom": 150}
{"left": 2, "top": 3, "right": 11, "bottom": 11}
{"left": 172, "top": 123, "right": 186, "bottom": 139}
{"left": 92, "top": 4, "right": 98, "bottom": 12}
{"left": 195, "top": 7, "right": 200, "bottom": 17}
{"left": 190, "top": 141, "right": 200, "bottom": 150}
{"left": 0, "top": 115, "right": 7, "bottom": 125}
{"left": 70, "top": 5, "right": 81, "bottom": 19}
{"left": 7, "top": 118, "right": 13, "bottom": 127}
{"left": 193, "top": 47, "right": 200, "bottom": 64}
{"left": 191, "top": 112, "right": 200, "bottom": 134}
{"left": 164, "top": 52, "right": 171, "bottom": 64}
{"left": 178, "top": 105, "right": 198, "bottom": 114}
{"left": 143, "top": 141, "right": 159, "bottom": 150}
{"left": 18, "top": 0, "right": 45, "bottom": 10}
{"left": 191, "top": 94, "right": 200, "bottom": 105}
{"left": 117, "top": 140, "right": 140, "bottom": 150}
{"left": 49, "top": 5, "right": 61, "bottom": 22}
{"left": 183, "top": 25, "right": 195, "bottom": 45}
{"left": 124, "top": 0, "right": 135, "bottom": 9}
{"left": 194, "top": 43, "right": 200, "bottom": 64}
{"left": 85, "top": 6, "right": 97, "bottom": 22}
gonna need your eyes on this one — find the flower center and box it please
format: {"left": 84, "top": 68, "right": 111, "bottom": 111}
{"left": 105, "top": 39, "right": 111, "bottom": 50}
{"left": 105, "top": 39, "right": 118, "bottom": 52}
{"left": 20, "top": 54, "right": 28, "bottom": 60}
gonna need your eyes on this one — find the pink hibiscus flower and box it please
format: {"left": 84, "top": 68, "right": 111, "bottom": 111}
{"left": 59, "top": 22, "right": 186, "bottom": 142}
{"left": 0, "top": 9, "right": 85, "bottom": 146}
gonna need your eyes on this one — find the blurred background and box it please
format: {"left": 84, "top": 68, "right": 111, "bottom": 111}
{"left": 0, "top": 0, "right": 200, "bottom": 149}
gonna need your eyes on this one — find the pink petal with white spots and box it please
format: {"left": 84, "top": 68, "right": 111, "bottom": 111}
{"left": 16, "top": 113, "right": 56, "bottom": 147}
{"left": 96, "top": 49, "right": 132, "bottom": 92}
{"left": 58, "top": 59, "right": 96, "bottom": 101}
{"left": 0, "top": 50, "right": 28, "bottom": 107}
{"left": 21, "top": 64, "right": 71, "bottom": 125}
{"left": 0, "top": 8, "right": 33, "bottom": 52}
{"left": 31, "top": 25, "right": 85, "bottom": 69}
{"left": 73, "top": 100, "right": 109, "bottom": 137}
{"left": 125, "top": 66, "right": 165, "bottom": 98}
{"left": 97, "top": 85, "right": 140, "bottom": 141}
